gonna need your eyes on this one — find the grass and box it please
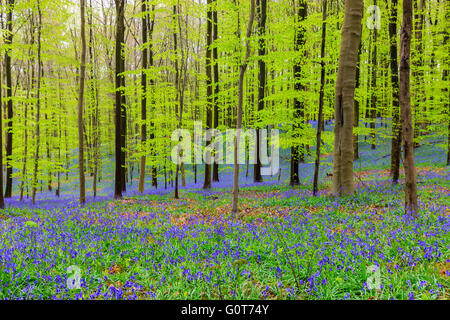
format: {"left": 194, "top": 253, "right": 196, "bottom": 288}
{"left": 0, "top": 132, "right": 449, "bottom": 300}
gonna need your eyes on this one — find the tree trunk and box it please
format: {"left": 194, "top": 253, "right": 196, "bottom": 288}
{"left": 231, "top": 0, "right": 255, "bottom": 216}
{"left": 399, "top": 0, "right": 418, "bottom": 216}
{"left": 32, "top": 1, "right": 42, "bottom": 205}
{"left": 114, "top": 0, "right": 126, "bottom": 199}
{"left": 254, "top": 0, "right": 266, "bottom": 183}
{"left": 0, "top": 50, "right": 4, "bottom": 208}
{"left": 332, "top": 0, "right": 363, "bottom": 196}
{"left": 390, "top": 0, "right": 401, "bottom": 183}
{"left": 313, "top": 0, "right": 327, "bottom": 196}
{"left": 138, "top": 0, "right": 148, "bottom": 194}
{"left": 4, "top": 0, "right": 15, "bottom": 199}
{"left": 290, "top": 0, "right": 307, "bottom": 187}
{"left": 370, "top": 0, "right": 378, "bottom": 151}
{"left": 203, "top": 0, "right": 213, "bottom": 190}
{"left": 77, "top": 0, "right": 87, "bottom": 205}
{"left": 353, "top": 39, "right": 361, "bottom": 160}
{"left": 212, "top": 0, "right": 220, "bottom": 183}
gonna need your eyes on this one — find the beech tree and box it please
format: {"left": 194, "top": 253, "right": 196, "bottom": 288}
{"left": 232, "top": 0, "right": 255, "bottom": 216}
{"left": 332, "top": 0, "right": 363, "bottom": 197}
{"left": 399, "top": 0, "right": 418, "bottom": 216}
{"left": 77, "top": 0, "right": 87, "bottom": 205}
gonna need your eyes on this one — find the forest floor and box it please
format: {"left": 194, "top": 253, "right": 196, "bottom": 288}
{"left": 0, "top": 134, "right": 449, "bottom": 300}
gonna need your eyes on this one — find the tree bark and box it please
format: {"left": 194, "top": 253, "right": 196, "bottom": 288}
{"left": 399, "top": 0, "right": 418, "bottom": 216}
{"left": 31, "top": 0, "right": 42, "bottom": 205}
{"left": 231, "top": 0, "right": 255, "bottom": 216}
{"left": 4, "top": 0, "right": 15, "bottom": 198}
{"left": 77, "top": 0, "right": 87, "bottom": 205}
{"left": 203, "top": 0, "right": 213, "bottom": 190}
{"left": 0, "top": 47, "right": 4, "bottom": 208}
{"left": 313, "top": 0, "right": 327, "bottom": 196}
{"left": 254, "top": 0, "right": 266, "bottom": 183}
{"left": 290, "top": 0, "right": 307, "bottom": 187}
{"left": 370, "top": 0, "right": 377, "bottom": 151}
{"left": 332, "top": 0, "right": 363, "bottom": 196}
{"left": 390, "top": 0, "right": 401, "bottom": 183}
{"left": 212, "top": 0, "right": 220, "bottom": 183}
{"left": 138, "top": 0, "right": 148, "bottom": 194}
{"left": 353, "top": 39, "right": 361, "bottom": 160}
{"left": 114, "top": 0, "right": 126, "bottom": 199}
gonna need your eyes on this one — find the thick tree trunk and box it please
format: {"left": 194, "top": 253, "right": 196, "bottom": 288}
{"left": 313, "top": 0, "right": 327, "bottom": 196}
{"left": 399, "top": 0, "right": 418, "bottom": 216}
{"left": 77, "top": 0, "right": 87, "bottom": 205}
{"left": 390, "top": 0, "right": 401, "bottom": 183}
{"left": 332, "top": 0, "right": 363, "bottom": 196}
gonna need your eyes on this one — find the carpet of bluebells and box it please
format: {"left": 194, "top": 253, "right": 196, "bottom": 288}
{"left": 0, "top": 125, "right": 449, "bottom": 300}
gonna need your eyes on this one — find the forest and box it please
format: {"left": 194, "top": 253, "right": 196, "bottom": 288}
{"left": 0, "top": 0, "right": 449, "bottom": 302}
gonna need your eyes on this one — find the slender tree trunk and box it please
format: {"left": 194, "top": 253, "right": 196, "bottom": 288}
{"left": 399, "top": 0, "right": 418, "bottom": 216}
{"left": 138, "top": 0, "right": 148, "bottom": 194}
{"left": 4, "top": 0, "right": 15, "bottom": 199}
{"left": 212, "top": 0, "right": 220, "bottom": 183}
{"left": 370, "top": 0, "right": 378, "bottom": 151}
{"left": 254, "top": 0, "right": 266, "bottom": 183}
{"left": 32, "top": 1, "right": 42, "bottom": 205}
{"left": 353, "top": 39, "right": 361, "bottom": 160}
{"left": 442, "top": 0, "right": 449, "bottom": 166}
{"left": 0, "top": 52, "right": 4, "bottom": 208}
{"left": 332, "top": 0, "right": 363, "bottom": 196}
{"left": 413, "top": 0, "right": 425, "bottom": 147}
{"left": 173, "top": 4, "right": 182, "bottom": 199}
{"left": 77, "top": 0, "right": 87, "bottom": 205}
{"left": 390, "top": 0, "right": 401, "bottom": 183}
{"left": 114, "top": 0, "right": 126, "bottom": 199}
{"left": 203, "top": 0, "right": 213, "bottom": 190}
{"left": 290, "top": 0, "right": 307, "bottom": 187}
{"left": 313, "top": 0, "right": 327, "bottom": 196}
{"left": 231, "top": 0, "right": 255, "bottom": 216}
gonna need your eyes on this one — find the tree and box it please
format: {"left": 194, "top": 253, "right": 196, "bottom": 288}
{"left": 290, "top": 0, "right": 307, "bottom": 187}
{"left": 203, "top": 0, "right": 213, "bottom": 190}
{"left": 114, "top": 0, "right": 126, "bottom": 199}
{"left": 231, "top": 0, "right": 255, "bottom": 216}
{"left": 138, "top": 0, "right": 148, "bottom": 194}
{"left": 77, "top": 0, "right": 87, "bottom": 205}
{"left": 313, "top": 0, "right": 327, "bottom": 196}
{"left": 389, "top": 0, "right": 401, "bottom": 183}
{"left": 399, "top": 0, "right": 418, "bottom": 216}
{"left": 253, "top": 0, "right": 266, "bottom": 183}
{"left": 31, "top": 0, "right": 42, "bottom": 205}
{"left": 0, "top": 51, "right": 4, "bottom": 208}
{"left": 332, "top": 0, "right": 363, "bottom": 197}
{"left": 4, "top": 0, "right": 15, "bottom": 198}
{"left": 212, "top": 0, "right": 220, "bottom": 183}
{"left": 370, "top": 0, "right": 378, "bottom": 151}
